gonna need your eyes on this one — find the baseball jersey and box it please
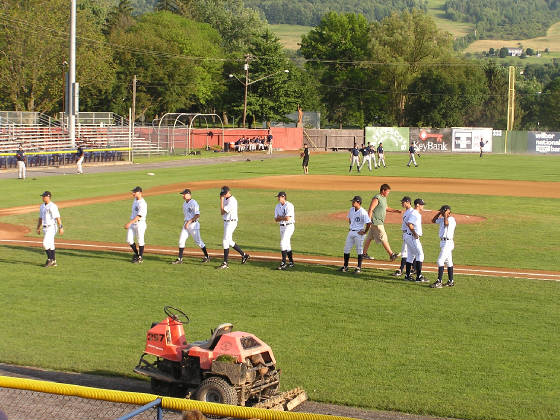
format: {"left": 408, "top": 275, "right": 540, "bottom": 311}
{"left": 401, "top": 208, "right": 413, "bottom": 231}
{"left": 436, "top": 216, "right": 456, "bottom": 240}
{"left": 405, "top": 209, "right": 422, "bottom": 236}
{"left": 131, "top": 198, "right": 148, "bottom": 222}
{"left": 361, "top": 147, "right": 369, "bottom": 156}
{"left": 39, "top": 202, "right": 60, "bottom": 226}
{"left": 16, "top": 150, "right": 25, "bottom": 161}
{"left": 183, "top": 199, "right": 200, "bottom": 225}
{"left": 77, "top": 146, "right": 84, "bottom": 157}
{"left": 275, "top": 201, "right": 295, "bottom": 224}
{"left": 222, "top": 196, "right": 238, "bottom": 221}
{"left": 351, "top": 147, "right": 359, "bottom": 156}
{"left": 371, "top": 193, "right": 387, "bottom": 225}
{"left": 347, "top": 207, "right": 371, "bottom": 231}
{"left": 409, "top": 144, "right": 416, "bottom": 154}
{"left": 377, "top": 145, "right": 384, "bottom": 154}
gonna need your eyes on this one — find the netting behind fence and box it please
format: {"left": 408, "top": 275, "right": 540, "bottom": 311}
{"left": 0, "top": 387, "right": 181, "bottom": 420}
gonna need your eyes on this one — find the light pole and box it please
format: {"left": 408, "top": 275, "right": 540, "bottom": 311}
{"left": 229, "top": 62, "right": 289, "bottom": 128}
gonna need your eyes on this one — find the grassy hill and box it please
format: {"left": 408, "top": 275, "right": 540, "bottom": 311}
{"left": 425, "top": 0, "right": 473, "bottom": 38}
{"left": 269, "top": 24, "right": 312, "bottom": 50}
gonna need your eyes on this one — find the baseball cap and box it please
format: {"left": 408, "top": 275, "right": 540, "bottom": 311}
{"left": 131, "top": 186, "right": 142, "bottom": 193}
{"left": 179, "top": 188, "right": 191, "bottom": 195}
{"left": 414, "top": 198, "right": 425, "bottom": 206}
{"left": 400, "top": 196, "right": 411, "bottom": 203}
{"left": 40, "top": 191, "right": 51, "bottom": 197}
{"left": 440, "top": 204, "right": 451, "bottom": 212}
{"left": 219, "top": 186, "right": 230, "bottom": 196}
{"left": 351, "top": 195, "right": 362, "bottom": 204}
{"left": 276, "top": 191, "right": 287, "bottom": 197}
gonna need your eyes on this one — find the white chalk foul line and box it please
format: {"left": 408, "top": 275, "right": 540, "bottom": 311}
{"left": 1, "top": 239, "right": 559, "bottom": 282}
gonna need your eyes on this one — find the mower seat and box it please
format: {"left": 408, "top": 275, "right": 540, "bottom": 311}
{"left": 185, "top": 323, "right": 233, "bottom": 350}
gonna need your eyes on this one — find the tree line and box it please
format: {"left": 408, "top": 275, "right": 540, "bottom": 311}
{"left": 1, "top": 1, "right": 560, "bottom": 130}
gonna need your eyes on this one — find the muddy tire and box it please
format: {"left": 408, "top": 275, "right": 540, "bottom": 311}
{"left": 195, "top": 377, "right": 238, "bottom": 405}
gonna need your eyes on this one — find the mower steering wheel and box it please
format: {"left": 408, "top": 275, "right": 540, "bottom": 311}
{"left": 164, "top": 306, "right": 190, "bottom": 325}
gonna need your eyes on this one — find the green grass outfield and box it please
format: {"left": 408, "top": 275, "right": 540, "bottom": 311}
{"left": 0, "top": 153, "right": 559, "bottom": 419}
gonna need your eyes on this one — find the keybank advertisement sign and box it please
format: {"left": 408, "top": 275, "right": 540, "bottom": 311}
{"left": 528, "top": 132, "right": 560, "bottom": 153}
{"left": 452, "top": 128, "right": 492, "bottom": 152}
{"left": 409, "top": 128, "right": 451, "bottom": 153}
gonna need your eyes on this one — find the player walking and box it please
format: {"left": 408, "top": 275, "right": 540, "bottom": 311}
{"left": 362, "top": 184, "right": 399, "bottom": 261}
{"left": 359, "top": 144, "right": 372, "bottom": 172}
{"left": 124, "top": 186, "right": 147, "bottom": 264}
{"left": 430, "top": 205, "right": 456, "bottom": 288}
{"left": 339, "top": 196, "right": 371, "bottom": 274}
{"left": 36, "top": 191, "right": 63, "bottom": 267}
{"left": 349, "top": 145, "right": 361, "bottom": 172}
{"left": 403, "top": 198, "right": 427, "bottom": 282}
{"left": 218, "top": 186, "right": 250, "bottom": 269}
{"left": 377, "top": 142, "right": 386, "bottom": 168}
{"left": 76, "top": 143, "right": 84, "bottom": 174}
{"left": 274, "top": 191, "right": 295, "bottom": 270}
{"left": 172, "top": 189, "right": 210, "bottom": 264}
{"left": 16, "top": 145, "right": 26, "bottom": 180}
{"left": 407, "top": 142, "right": 418, "bottom": 167}
{"left": 301, "top": 144, "right": 310, "bottom": 174}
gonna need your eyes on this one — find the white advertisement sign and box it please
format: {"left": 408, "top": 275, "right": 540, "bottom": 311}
{"left": 452, "top": 128, "right": 493, "bottom": 153}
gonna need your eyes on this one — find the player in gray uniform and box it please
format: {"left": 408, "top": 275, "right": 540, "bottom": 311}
{"left": 403, "top": 198, "right": 427, "bottom": 282}
{"left": 430, "top": 205, "right": 457, "bottom": 288}
{"left": 407, "top": 142, "right": 419, "bottom": 167}
{"left": 339, "top": 196, "right": 371, "bottom": 274}
{"left": 274, "top": 191, "right": 295, "bottom": 270}
{"left": 218, "top": 186, "right": 250, "bottom": 269}
{"left": 124, "top": 186, "right": 147, "bottom": 263}
{"left": 36, "top": 191, "right": 63, "bottom": 267}
{"left": 349, "top": 145, "right": 361, "bottom": 172}
{"left": 172, "top": 189, "right": 210, "bottom": 264}
{"left": 359, "top": 144, "right": 373, "bottom": 172}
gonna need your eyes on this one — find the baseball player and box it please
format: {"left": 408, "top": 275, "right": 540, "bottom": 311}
{"left": 274, "top": 191, "right": 295, "bottom": 270}
{"left": 349, "top": 145, "right": 361, "bottom": 172}
{"left": 403, "top": 198, "right": 427, "bottom": 282}
{"left": 394, "top": 196, "right": 416, "bottom": 277}
{"left": 124, "top": 186, "right": 147, "bottom": 263}
{"left": 359, "top": 144, "right": 372, "bottom": 172}
{"left": 339, "top": 196, "right": 371, "bottom": 274}
{"left": 479, "top": 139, "right": 488, "bottom": 158}
{"left": 36, "top": 191, "right": 63, "bottom": 267}
{"left": 76, "top": 144, "right": 85, "bottom": 174}
{"left": 377, "top": 142, "right": 386, "bottom": 168}
{"left": 430, "top": 205, "right": 456, "bottom": 288}
{"left": 407, "top": 142, "right": 419, "bottom": 167}
{"left": 301, "top": 144, "right": 310, "bottom": 174}
{"left": 16, "top": 145, "right": 26, "bottom": 180}
{"left": 218, "top": 186, "right": 249, "bottom": 269}
{"left": 362, "top": 184, "right": 399, "bottom": 261}
{"left": 172, "top": 189, "right": 210, "bottom": 264}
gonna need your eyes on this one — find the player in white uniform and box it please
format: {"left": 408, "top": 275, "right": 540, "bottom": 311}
{"left": 339, "top": 196, "right": 371, "bottom": 274}
{"left": 403, "top": 198, "right": 427, "bottom": 282}
{"left": 218, "top": 186, "right": 249, "bottom": 269}
{"left": 274, "top": 191, "right": 295, "bottom": 270}
{"left": 394, "top": 196, "right": 412, "bottom": 276}
{"left": 430, "top": 205, "right": 456, "bottom": 288}
{"left": 172, "top": 189, "right": 210, "bottom": 264}
{"left": 36, "top": 191, "right": 63, "bottom": 267}
{"left": 124, "top": 186, "right": 147, "bottom": 263}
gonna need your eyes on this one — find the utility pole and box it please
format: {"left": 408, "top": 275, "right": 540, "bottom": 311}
{"left": 132, "top": 75, "right": 137, "bottom": 129}
{"left": 69, "top": 0, "right": 77, "bottom": 147}
{"left": 242, "top": 55, "right": 250, "bottom": 128}
{"left": 506, "top": 65, "right": 516, "bottom": 154}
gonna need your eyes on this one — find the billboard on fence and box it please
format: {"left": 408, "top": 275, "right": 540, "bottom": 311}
{"left": 365, "top": 127, "right": 410, "bottom": 152}
{"left": 409, "top": 128, "right": 452, "bottom": 153}
{"left": 528, "top": 131, "right": 560, "bottom": 154}
{"left": 452, "top": 128, "right": 493, "bottom": 152}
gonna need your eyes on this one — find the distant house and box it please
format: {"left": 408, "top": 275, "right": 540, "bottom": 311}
{"left": 507, "top": 47, "right": 523, "bottom": 57}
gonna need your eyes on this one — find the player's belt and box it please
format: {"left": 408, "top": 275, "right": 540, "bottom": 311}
{"left": 225, "top": 219, "right": 237, "bottom": 222}
{"left": 42, "top": 224, "right": 53, "bottom": 227}
{"left": 440, "top": 237, "right": 451, "bottom": 240}
{"left": 280, "top": 222, "right": 293, "bottom": 226}
{"left": 350, "top": 229, "right": 361, "bottom": 231}
{"left": 405, "top": 232, "right": 413, "bottom": 235}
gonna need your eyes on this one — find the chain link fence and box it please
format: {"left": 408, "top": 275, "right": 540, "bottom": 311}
{"left": 0, "top": 387, "right": 182, "bottom": 420}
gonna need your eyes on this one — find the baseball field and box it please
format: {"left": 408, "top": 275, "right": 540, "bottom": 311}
{"left": 0, "top": 152, "right": 559, "bottom": 420}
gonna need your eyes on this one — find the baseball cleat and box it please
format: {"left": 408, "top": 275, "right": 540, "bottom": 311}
{"left": 277, "top": 262, "right": 287, "bottom": 270}
{"left": 430, "top": 280, "right": 443, "bottom": 288}
{"left": 131, "top": 255, "right": 139, "bottom": 263}
{"left": 415, "top": 275, "right": 428, "bottom": 283}
{"left": 445, "top": 280, "right": 455, "bottom": 287}
{"left": 338, "top": 266, "right": 348, "bottom": 272}
{"left": 354, "top": 267, "right": 362, "bottom": 274}
{"left": 171, "top": 258, "right": 183, "bottom": 264}
{"left": 136, "top": 256, "right": 144, "bottom": 264}
{"left": 362, "top": 253, "right": 374, "bottom": 260}
{"left": 393, "top": 269, "right": 402, "bottom": 276}
{"left": 201, "top": 256, "right": 210, "bottom": 263}
{"left": 287, "top": 262, "right": 295, "bottom": 268}
{"left": 241, "top": 253, "right": 250, "bottom": 264}
{"left": 43, "top": 259, "right": 51, "bottom": 267}
{"left": 404, "top": 275, "right": 414, "bottom": 281}
{"left": 217, "top": 262, "right": 229, "bottom": 269}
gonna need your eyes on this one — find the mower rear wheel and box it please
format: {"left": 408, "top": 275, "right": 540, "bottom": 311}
{"left": 195, "top": 377, "right": 238, "bottom": 406}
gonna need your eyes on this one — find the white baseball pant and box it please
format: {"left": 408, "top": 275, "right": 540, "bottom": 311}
{"left": 344, "top": 230, "right": 365, "bottom": 255}
{"left": 378, "top": 153, "right": 386, "bottom": 167}
{"left": 359, "top": 156, "right": 372, "bottom": 171}
{"left": 77, "top": 156, "right": 84, "bottom": 174}
{"left": 17, "top": 161, "right": 26, "bottom": 179}
{"left": 280, "top": 224, "right": 295, "bottom": 251}
{"left": 127, "top": 221, "right": 147, "bottom": 246}
{"left": 437, "top": 239, "right": 454, "bottom": 267}
{"left": 42, "top": 225, "right": 57, "bottom": 250}
{"left": 400, "top": 233, "right": 409, "bottom": 259}
{"left": 404, "top": 234, "right": 424, "bottom": 263}
{"left": 350, "top": 156, "right": 360, "bottom": 169}
{"left": 179, "top": 223, "right": 205, "bottom": 248}
{"left": 407, "top": 154, "right": 417, "bottom": 166}
{"left": 223, "top": 220, "right": 238, "bottom": 248}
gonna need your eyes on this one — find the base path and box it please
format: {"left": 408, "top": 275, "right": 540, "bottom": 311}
{"left": 1, "top": 175, "right": 559, "bottom": 282}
